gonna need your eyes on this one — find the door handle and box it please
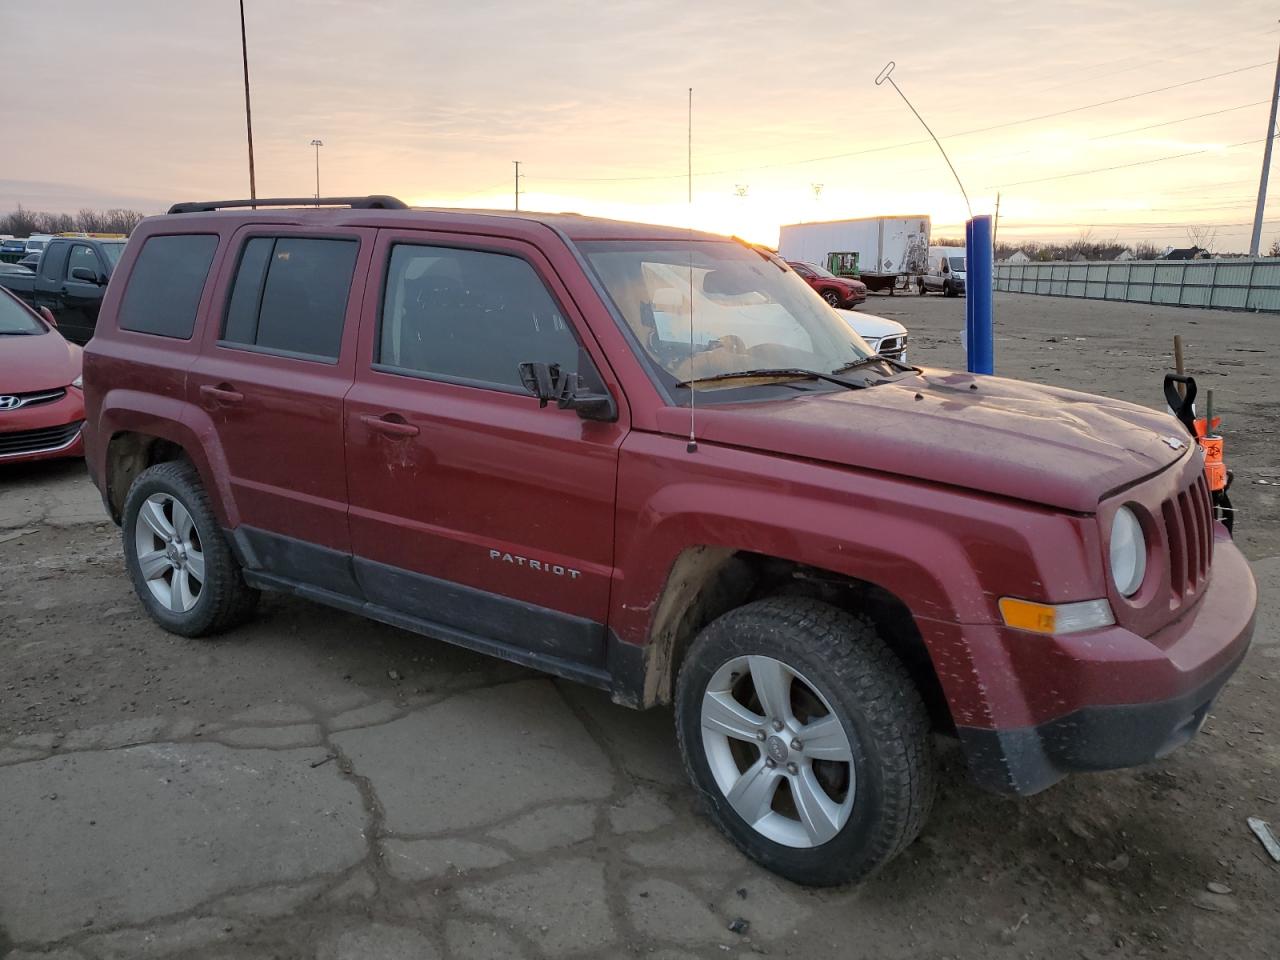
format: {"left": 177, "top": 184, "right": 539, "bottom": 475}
{"left": 200, "top": 384, "right": 244, "bottom": 404}
{"left": 361, "top": 413, "right": 419, "bottom": 437}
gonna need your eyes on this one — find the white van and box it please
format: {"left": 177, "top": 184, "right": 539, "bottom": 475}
{"left": 919, "top": 246, "right": 966, "bottom": 297}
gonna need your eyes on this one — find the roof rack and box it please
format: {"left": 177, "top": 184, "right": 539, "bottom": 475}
{"left": 166, "top": 196, "right": 408, "bottom": 214}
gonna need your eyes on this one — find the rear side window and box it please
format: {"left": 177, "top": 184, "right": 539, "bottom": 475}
{"left": 118, "top": 234, "right": 220, "bottom": 339}
{"left": 221, "top": 237, "right": 358, "bottom": 361}
{"left": 377, "top": 244, "right": 581, "bottom": 389}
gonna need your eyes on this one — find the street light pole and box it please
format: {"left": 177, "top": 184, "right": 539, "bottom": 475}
{"left": 1249, "top": 34, "right": 1280, "bottom": 257}
{"left": 239, "top": 0, "right": 256, "bottom": 201}
{"left": 513, "top": 160, "right": 521, "bottom": 211}
{"left": 310, "top": 139, "right": 324, "bottom": 201}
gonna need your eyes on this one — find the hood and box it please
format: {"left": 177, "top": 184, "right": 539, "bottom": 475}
{"left": 656, "top": 369, "right": 1189, "bottom": 512}
{"left": 834, "top": 309, "right": 906, "bottom": 341}
{"left": 0, "top": 328, "right": 81, "bottom": 393}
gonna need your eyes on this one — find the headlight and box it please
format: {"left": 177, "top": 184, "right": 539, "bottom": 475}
{"left": 864, "top": 337, "right": 881, "bottom": 354}
{"left": 1110, "top": 506, "right": 1146, "bottom": 597}
{"left": 71, "top": 375, "right": 83, "bottom": 389}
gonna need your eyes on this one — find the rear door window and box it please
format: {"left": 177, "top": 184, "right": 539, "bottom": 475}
{"left": 377, "top": 243, "right": 581, "bottom": 390}
{"left": 221, "top": 237, "right": 358, "bottom": 361}
{"left": 118, "top": 234, "right": 220, "bottom": 339}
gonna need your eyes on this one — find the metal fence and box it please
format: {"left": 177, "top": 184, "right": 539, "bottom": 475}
{"left": 994, "top": 258, "right": 1280, "bottom": 313}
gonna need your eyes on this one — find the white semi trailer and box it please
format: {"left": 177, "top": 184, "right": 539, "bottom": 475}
{"left": 778, "top": 215, "right": 931, "bottom": 293}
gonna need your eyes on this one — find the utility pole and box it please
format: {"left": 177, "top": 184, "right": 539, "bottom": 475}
{"left": 687, "top": 88, "right": 692, "bottom": 204}
{"left": 310, "top": 139, "right": 324, "bottom": 201}
{"left": 1250, "top": 33, "right": 1280, "bottom": 256}
{"left": 993, "top": 192, "right": 1002, "bottom": 251}
{"left": 239, "top": 0, "right": 256, "bottom": 201}
{"left": 513, "top": 161, "right": 521, "bottom": 211}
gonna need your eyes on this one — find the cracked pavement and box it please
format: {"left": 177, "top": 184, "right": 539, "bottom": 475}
{"left": 2, "top": 296, "right": 1279, "bottom": 959}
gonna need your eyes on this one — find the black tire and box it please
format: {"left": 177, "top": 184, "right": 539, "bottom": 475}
{"left": 675, "top": 597, "right": 934, "bottom": 886}
{"left": 122, "top": 460, "right": 258, "bottom": 637}
{"left": 822, "top": 289, "right": 841, "bottom": 307}
{"left": 944, "top": 281, "right": 955, "bottom": 297}
{"left": 917, "top": 279, "right": 926, "bottom": 295}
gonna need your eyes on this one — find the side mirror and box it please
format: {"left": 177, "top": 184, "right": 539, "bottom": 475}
{"left": 518, "top": 362, "right": 618, "bottom": 422}
{"left": 39, "top": 306, "right": 57, "bottom": 328}
{"left": 71, "top": 267, "right": 101, "bottom": 283}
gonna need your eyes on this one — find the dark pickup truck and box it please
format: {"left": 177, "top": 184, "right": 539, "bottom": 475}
{"left": 0, "top": 237, "right": 127, "bottom": 343}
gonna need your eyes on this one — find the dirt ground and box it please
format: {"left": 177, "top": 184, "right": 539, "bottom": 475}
{"left": 0, "top": 291, "right": 1277, "bottom": 960}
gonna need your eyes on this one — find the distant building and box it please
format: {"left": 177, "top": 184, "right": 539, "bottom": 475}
{"left": 1068, "top": 252, "right": 1088, "bottom": 262}
{"left": 1114, "top": 249, "right": 1135, "bottom": 261}
{"left": 1162, "top": 246, "right": 1207, "bottom": 260}
{"left": 1004, "top": 250, "right": 1030, "bottom": 264}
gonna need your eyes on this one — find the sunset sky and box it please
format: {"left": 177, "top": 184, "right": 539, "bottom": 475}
{"left": 2, "top": 0, "right": 1278, "bottom": 250}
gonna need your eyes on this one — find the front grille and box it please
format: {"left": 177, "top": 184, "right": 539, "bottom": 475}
{"left": 1162, "top": 472, "right": 1214, "bottom": 603}
{"left": 878, "top": 335, "right": 907, "bottom": 359}
{"left": 0, "top": 420, "right": 82, "bottom": 458}
{"left": 0, "top": 387, "right": 66, "bottom": 410}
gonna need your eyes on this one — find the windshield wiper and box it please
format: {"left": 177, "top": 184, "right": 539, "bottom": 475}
{"left": 676, "top": 367, "right": 864, "bottom": 390}
{"left": 832, "top": 354, "right": 920, "bottom": 375}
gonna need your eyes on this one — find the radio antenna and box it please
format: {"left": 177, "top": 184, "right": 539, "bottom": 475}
{"left": 875, "top": 61, "right": 972, "bottom": 219}
{"left": 686, "top": 86, "right": 698, "bottom": 454}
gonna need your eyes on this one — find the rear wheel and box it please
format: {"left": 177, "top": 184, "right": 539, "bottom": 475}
{"left": 122, "top": 460, "right": 258, "bottom": 637}
{"left": 675, "top": 597, "right": 934, "bottom": 886}
{"left": 822, "top": 289, "right": 842, "bottom": 307}
{"left": 917, "top": 278, "right": 926, "bottom": 295}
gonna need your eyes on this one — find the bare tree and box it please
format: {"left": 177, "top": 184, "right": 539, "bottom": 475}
{"left": 0, "top": 206, "right": 147, "bottom": 237}
{"left": 1267, "top": 238, "right": 1280, "bottom": 258}
{"left": 0, "top": 204, "right": 39, "bottom": 237}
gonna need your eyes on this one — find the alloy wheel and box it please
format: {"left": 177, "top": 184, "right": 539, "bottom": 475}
{"left": 700, "top": 655, "right": 855, "bottom": 848}
{"left": 133, "top": 492, "right": 205, "bottom": 613}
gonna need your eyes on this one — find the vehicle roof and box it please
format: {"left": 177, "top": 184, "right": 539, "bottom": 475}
{"left": 155, "top": 205, "right": 731, "bottom": 244}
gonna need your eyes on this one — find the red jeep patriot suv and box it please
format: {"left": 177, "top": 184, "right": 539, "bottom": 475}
{"left": 82, "top": 197, "right": 1256, "bottom": 886}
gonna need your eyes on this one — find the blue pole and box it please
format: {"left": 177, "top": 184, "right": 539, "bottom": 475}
{"left": 965, "top": 214, "right": 994, "bottom": 374}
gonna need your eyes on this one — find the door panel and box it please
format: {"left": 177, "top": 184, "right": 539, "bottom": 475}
{"left": 345, "top": 229, "right": 627, "bottom": 664}
{"left": 189, "top": 226, "right": 373, "bottom": 589}
{"left": 59, "top": 243, "right": 104, "bottom": 343}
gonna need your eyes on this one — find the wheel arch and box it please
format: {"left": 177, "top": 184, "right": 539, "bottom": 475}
{"left": 97, "top": 395, "right": 237, "bottom": 528}
{"left": 631, "top": 547, "right": 951, "bottom": 731}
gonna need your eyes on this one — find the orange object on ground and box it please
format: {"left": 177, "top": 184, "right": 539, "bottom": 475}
{"left": 1199, "top": 433, "right": 1227, "bottom": 492}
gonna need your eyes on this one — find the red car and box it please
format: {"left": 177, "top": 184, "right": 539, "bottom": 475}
{"left": 786, "top": 259, "right": 867, "bottom": 307}
{"left": 0, "top": 288, "right": 84, "bottom": 464}
{"left": 82, "top": 197, "right": 1254, "bottom": 887}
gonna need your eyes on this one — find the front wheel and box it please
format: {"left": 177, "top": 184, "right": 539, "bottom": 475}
{"left": 675, "top": 598, "right": 934, "bottom": 886}
{"left": 917, "top": 279, "right": 926, "bottom": 295}
{"left": 822, "top": 290, "right": 842, "bottom": 307}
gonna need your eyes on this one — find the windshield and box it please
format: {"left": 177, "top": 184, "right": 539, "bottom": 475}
{"left": 0, "top": 292, "right": 46, "bottom": 335}
{"left": 949, "top": 257, "right": 966, "bottom": 272}
{"left": 26, "top": 239, "right": 46, "bottom": 251}
{"left": 804, "top": 261, "right": 839, "bottom": 279}
{"left": 580, "top": 239, "right": 873, "bottom": 401}
{"left": 100, "top": 241, "right": 127, "bottom": 268}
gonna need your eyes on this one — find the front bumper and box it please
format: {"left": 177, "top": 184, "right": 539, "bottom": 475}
{"left": 0, "top": 388, "right": 85, "bottom": 464}
{"left": 956, "top": 526, "right": 1256, "bottom": 795}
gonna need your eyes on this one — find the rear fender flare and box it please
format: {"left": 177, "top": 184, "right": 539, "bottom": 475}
{"left": 98, "top": 390, "right": 239, "bottom": 528}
